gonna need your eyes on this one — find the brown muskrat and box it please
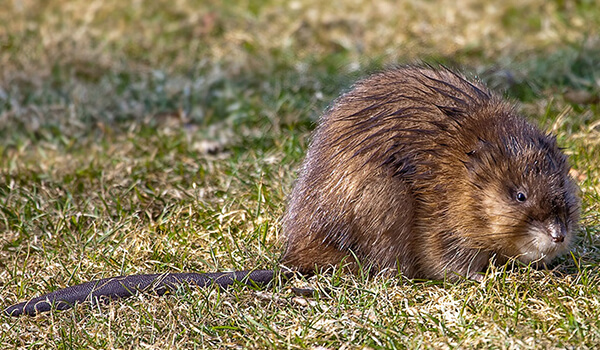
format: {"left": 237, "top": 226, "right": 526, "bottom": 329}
{"left": 281, "top": 65, "right": 580, "bottom": 280}
{"left": 5, "top": 65, "right": 580, "bottom": 316}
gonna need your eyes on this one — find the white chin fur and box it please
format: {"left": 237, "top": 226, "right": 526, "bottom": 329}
{"left": 513, "top": 227, "right": 568, "bottom": 264}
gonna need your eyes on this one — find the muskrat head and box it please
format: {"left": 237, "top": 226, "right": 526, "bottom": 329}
{"left": 465, "top": 127, "right": 581, "bottom": 265}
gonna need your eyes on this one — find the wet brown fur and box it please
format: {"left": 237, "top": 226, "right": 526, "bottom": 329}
{"left": 281, "top": 65, "right": 580, "bottom": 280}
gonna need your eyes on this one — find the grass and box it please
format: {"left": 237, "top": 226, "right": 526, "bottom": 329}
{"left": 1, "top": 0, "right": 600, "bottom": 348}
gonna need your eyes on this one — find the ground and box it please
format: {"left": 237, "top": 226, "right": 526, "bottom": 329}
{"left": 1, "top": 0, "right": 599, "bottom": 349}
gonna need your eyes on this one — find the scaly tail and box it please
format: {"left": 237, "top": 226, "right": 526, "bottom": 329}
{"left": 5, "top": 270, "right": 287, "bottom": 317}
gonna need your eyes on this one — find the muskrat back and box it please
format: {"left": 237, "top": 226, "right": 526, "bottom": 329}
{"left": 281, "top": 65, "right": 580, "bottom": 280}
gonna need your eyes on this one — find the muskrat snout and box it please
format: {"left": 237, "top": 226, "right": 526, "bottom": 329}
{"left": 546, "top": 218, "right": 567, "bottom": 243}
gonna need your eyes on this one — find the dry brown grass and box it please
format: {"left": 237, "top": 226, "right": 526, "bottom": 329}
{"left": 1, "top": 0, "right": 597, "bottom": 73}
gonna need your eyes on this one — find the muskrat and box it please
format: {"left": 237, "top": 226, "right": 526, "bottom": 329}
{"left": 4, "top": 65, "right": 580, "bottom": 316}
{"left": 281, "top": 65, "right": 580, "bottom": 280}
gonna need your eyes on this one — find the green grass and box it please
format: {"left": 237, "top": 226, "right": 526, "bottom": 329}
{"left": 1, "top": 0, "right": 600, "bottom": 348}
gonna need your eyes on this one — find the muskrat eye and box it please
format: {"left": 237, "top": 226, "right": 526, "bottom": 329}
{"left": 516, "top": 192, "right": 527, "bottom": 202}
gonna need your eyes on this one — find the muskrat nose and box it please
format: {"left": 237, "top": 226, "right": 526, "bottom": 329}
{"left": 548, "top": 219, "right": 567, "bottom": 243}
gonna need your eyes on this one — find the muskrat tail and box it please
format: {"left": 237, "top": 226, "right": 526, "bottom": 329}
{"left": 5, "top": 270, "right": 289, "bottom": 317}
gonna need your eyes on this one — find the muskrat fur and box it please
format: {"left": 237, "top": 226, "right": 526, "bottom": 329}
{"left": 5, "top": 65, "right": 580, "bottom": 316}
{"left": 281, "top": 65, "right": 580, "bottom": 280}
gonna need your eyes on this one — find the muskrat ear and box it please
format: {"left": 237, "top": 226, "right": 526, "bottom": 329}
{"left": 463, "top": 138, "right": 491, "bottom": 174}
{"left": 465, "top": 138, "right": 489, "bottom": 158}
